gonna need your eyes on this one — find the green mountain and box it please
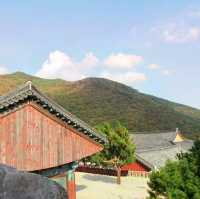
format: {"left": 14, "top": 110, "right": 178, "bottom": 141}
{"left": 0, "top": 72, "right": 200, "bottom": 139}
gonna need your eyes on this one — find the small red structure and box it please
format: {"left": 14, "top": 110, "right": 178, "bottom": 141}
{"left": 121, "top": 160, "right": 151, "bottom": 172}
{"left": 121, "top": 158, "right": 152, "bottom": 177}
{"left": 0, "top": 82, "right": 106, "bottom": 199}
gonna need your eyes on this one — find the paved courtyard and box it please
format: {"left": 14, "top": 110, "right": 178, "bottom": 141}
{"left": 53, "top": 172, "right": 149, "bottom": 199}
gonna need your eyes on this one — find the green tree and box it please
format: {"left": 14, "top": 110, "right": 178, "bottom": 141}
{"left": 148, "top": 140, "right": 200, "bottom": 199}
{"left": 89, "top": 122, "right": 135, "bottom": 166}
{"left": 89, "top": 122, "right": 135, "bottom": 184}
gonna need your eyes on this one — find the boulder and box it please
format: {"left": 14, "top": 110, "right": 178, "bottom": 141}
{"left": 0, "top": 164, "right": 67, "bottom": 199}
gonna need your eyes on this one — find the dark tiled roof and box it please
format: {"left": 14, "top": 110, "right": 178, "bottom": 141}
{"left": 130, "top": 131, "right": 177, "bottom": 152}
{"left": 0, "top": 81, "right": 107, "bottom": 145}
{"left": 136, "top": 140, "right": 194, "bottom": 169}
{"left": 130, "top": 131, "right": 194, "bottom": 169}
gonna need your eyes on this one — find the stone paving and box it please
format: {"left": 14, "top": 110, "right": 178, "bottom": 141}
{"left": 76, "top": 172, "right": 149, "bottom": 199}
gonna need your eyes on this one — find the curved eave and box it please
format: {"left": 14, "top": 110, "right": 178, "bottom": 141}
{"left": 135, "top": 154, "right": 155, "bottom": 170}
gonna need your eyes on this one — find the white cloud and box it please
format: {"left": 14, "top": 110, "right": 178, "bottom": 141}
{"left": 162, "top": 69, "right": 171, "bottom": 76}
{"left": 36, "top": 50, "right": 99, "bottom": 81}
{"left": 101, "top": 71, "right": 146, "bottom": 85}
{"left": 36, "top": 50, "right": 147, "bottom": 86}
{"left": 164, "top": 25, "right": 200, "bottom": 43}
{"left": 155, "top": 22, "right": 200, "bottom": 43}
{"left": 148, "top": 64, "right": 160, "bottom": 70}
{"left": 104, "top": 53, "right": 143, "bottom": 69}
{"left": 0, "top": 65, "right": 9, "bottom": 74}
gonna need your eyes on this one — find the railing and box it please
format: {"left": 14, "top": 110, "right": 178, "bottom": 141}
{"left": 76, "top": 166, "right": 128, "bottom": 176}
{"left": 76, "top": 166, "right": 150, "bottom": 178}
{"left": 127, "top": 170, "right": 150, "bottom": 178}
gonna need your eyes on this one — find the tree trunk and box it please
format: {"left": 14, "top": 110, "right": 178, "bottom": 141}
{"left": 116, "top": 167, "right": 121, "bottom": 185}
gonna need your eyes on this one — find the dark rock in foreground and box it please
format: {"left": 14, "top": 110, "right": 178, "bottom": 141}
{"left": 0, "top": 164, "right": 67, "bottom": 199}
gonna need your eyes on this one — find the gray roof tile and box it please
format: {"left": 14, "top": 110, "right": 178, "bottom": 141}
{"left": 130, "top": 131, "right": 177, "bottom": 152}
{"left": 130, "top": 131, "right": 194, "bottom": 169}
{"left": 136, "top": 140, "right": 193, "bottom": 169}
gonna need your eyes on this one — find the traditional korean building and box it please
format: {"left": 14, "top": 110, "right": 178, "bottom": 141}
{"left": 121, "top": 129, "right": 193, "bottom": 175}
{"left": 0, "top": 81, "right": 107, "bottom": 199}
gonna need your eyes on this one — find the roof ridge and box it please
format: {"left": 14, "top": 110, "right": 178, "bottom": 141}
{"left": 136, "top": 144, "right": 178, "bottom": 153}
{"left": 130, "top": 130, "right": 177, "bottom": 135}
{"left": 0, "top": 81, "right": 31, "bottom": 102}
{"left": 135, "top": 154, "right": 155, "bottom": 170}
{"left": 25, "top": 81, "right": 32, "bottom": 89}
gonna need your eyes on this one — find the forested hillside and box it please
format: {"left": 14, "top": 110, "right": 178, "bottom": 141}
{"left": 0, "top": 72, "right": 200, "bottom": 138}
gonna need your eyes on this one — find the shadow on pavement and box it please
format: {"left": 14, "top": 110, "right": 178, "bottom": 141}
{"left": 83, "top": 174, "right": 116, "bottom": 184}
{"left": 76, "top": 184, "right": 87, "bottom": 192}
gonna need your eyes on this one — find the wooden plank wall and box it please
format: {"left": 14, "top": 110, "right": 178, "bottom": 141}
{"left": 121, "top": 161, "right": 151, "bottom": 172}
{"left": 0, "top": 103, "right": 103, "bottom": 171}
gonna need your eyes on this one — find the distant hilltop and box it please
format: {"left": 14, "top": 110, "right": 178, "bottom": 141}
{"left": 0, "top": 72, "right": 200, "bottom": 139}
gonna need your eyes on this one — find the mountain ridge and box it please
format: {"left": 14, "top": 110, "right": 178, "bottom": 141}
{"left": 0, "top": 72, "right": 200, "bottom": 138}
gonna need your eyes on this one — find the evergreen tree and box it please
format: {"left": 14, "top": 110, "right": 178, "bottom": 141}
{"left": 89, "top": 122, "right": 135, "bottom": 166}
{"left": 148, "top": 140, "right": 200, "bottom": 199}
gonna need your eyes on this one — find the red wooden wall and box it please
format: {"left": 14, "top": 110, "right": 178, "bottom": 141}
{"left": 0, "top": 102, "right": 103, "bottom": 171}
{"left": 121, "top": 160, "right": 151, "bottom": 172}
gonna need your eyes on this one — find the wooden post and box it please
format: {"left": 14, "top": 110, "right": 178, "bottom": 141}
{"left": 104, "top": 156, "right": 122, "bottom": 185}
{"left": 116, "top": 166, "right": 121, "bottom": 185}
{"left": 66, "top": 161, "right": 78, "bottom": 199}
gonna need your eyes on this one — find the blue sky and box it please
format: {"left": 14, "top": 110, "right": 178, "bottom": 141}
{"left": 0, "top": 1, "right": 200, "bottom": 108}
